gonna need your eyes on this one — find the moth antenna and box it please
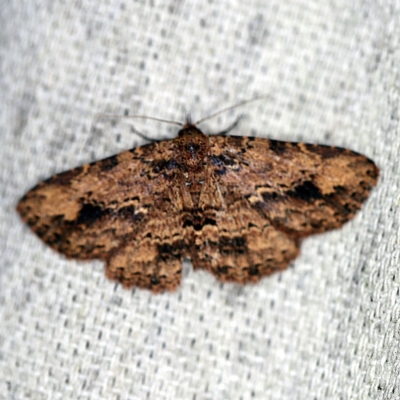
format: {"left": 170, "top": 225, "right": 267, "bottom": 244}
{"left": 195, "top": 95, "right": 270, "bottom": 125}
{"left": 98, "top": 112, "right": 184, "bottom": 127}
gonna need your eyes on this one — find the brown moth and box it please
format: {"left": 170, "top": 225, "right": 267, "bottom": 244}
{"left": 17, "top": 117, "right": 379, "bottom": 293}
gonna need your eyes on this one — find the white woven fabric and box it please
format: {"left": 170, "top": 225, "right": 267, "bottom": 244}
{"left": 1, "top": 1, "right": 398, "bottom": 399}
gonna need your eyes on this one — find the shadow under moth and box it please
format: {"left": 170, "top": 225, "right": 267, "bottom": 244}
{"left": 17, "top": 111, "right": 379, "bottom": 293}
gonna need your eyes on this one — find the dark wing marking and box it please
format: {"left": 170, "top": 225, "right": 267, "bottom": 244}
{"left": 208, "top": 135, "right": 379, "bottom": 237}
{"left": 189, "top": 198, "right": 300, "bottom": 283}
{"left": 17, "top": 141, "right": 184, "bottom": 258}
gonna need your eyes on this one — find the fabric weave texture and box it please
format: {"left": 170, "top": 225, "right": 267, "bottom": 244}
{"left": 0, "top": 1, "right": 398, "bottom": 399}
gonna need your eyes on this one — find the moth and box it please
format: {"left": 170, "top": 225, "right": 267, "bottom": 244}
{"left": 17, "top": 111, "right": 379, "bottom": 293}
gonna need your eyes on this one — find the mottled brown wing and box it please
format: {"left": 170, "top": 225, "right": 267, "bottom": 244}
{"left": 209, "top": 135, "right": 379, "bottom": 235}
{"left": 17, "top": 140, "right": 187, "bottom": 292}
{"left": 190, "top": 199, "right": 301, "bottom": 284}
{"left": 189, "top": 135, "right": 378, "bottom": 283}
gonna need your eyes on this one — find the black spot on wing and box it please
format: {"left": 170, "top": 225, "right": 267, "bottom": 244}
{"left": 268, "top": 140, "right": 287, "bottom": 154}
{"left": 332, "top": 185, "right": 347, "bottom": 195}
{"left": 157, "top": 241, "right": 185, "bottom": 261}
{"left": 183, "top": 216, "right": 217, "bottom": 231}
{"left": 305, "top": 144, "right": 347, "bottom": 159}
{"left": 211, "top": 154, "right": 236, "bottom": 166}
{"left": 248, "top": 265, "right": 260, "bottom": 276}
{"left": 99, "top": 155, "right": 119, "bottom": 171}
{"left": 77, "top": 203, "right": 105, "bottom": 224}
{"left": 152, "top": 159, "right": 179, "bottom": 174}
{"left": 287, "top": 181, "right": 323, "bottom": 201}
{"left": 203, "top": 217, "right": 217, "bottom": 227}
{"left": 219, "top": 236, "right": 246, "bottom": 254}
{"left": 210, "top": 155, "right": 227, "bottom": 175}
{"left": 366, "top": 162, "right": 379, "bottom": 179}
{"left": 210, "top": 154, "right": 241, "bottom": 175}
{"left": 261, "top": 191, "right": 283, "bottom": 202}
{"left": 150, "top": 276, "right": 160, "bottom": 285}
{"left": 216, "top": 266, "right": 229, "bottom": 275}
{"left": 117, "top": 205, "right": 145, "bottom": 222}
{"left": 117, "top": 205, "right": 135, "bottom": 218}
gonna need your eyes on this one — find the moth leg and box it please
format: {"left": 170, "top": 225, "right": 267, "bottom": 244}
{"left": 130, "top": 125, "right": 173, "bottom": 142}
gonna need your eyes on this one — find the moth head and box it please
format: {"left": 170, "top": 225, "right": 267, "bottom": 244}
{"left": 176, "top": 124, "right": 209, "bottom": 170}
